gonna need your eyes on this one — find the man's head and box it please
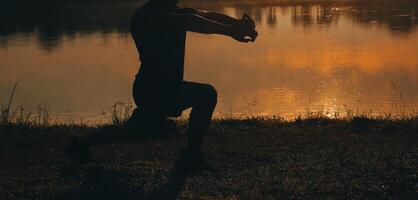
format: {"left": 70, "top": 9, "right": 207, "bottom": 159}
{"left": 147, "top": 0, "right": 179, "bottom": 10}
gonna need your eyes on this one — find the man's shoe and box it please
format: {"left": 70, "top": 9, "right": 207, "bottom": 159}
{"left": 175, "top": 149, "right": 214, "bottom": 172}
{"left": 64, "top": 137, "right": 92, "bottom": 164}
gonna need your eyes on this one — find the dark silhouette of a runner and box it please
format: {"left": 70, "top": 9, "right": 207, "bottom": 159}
{"left": 65, "top": 0, "right": 257, "bottom": 171}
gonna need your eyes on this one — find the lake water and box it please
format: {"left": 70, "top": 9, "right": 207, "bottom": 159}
{"left": 0, "top": 1, "right": 417, "bottom": 122}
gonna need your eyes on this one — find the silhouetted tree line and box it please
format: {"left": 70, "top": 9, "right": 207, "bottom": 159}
{"left": 2, "top": 0, "right": 136, "bottom": 2}
{"left": 0, "top": 3, "right": 139, "bottom": 50}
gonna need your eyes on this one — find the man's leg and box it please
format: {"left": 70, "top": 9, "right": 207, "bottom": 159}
{"left": 173, "top": 81, "right": 217, "bottom": 171}
{"left": 64, "top": 108, "right": 156, "bottom": 163}
{"left": 75, "top": 80, "right": 218, "bottom": 151}
{"left": 64, "top": 81, "right": 217, "bottom": 164}
{"left": 174, "top": 81, "right": 217, "bottom": 150}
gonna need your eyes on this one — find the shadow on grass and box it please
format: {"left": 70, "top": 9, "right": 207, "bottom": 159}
{"left": 146, "top": 170, "right": 189, "bottom": 200}
{"left": 58, "top": 164, "right": 189, "bottom": 200}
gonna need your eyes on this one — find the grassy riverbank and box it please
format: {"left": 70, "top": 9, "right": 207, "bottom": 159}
{"left": 0, "top": 114, "right": 417, "bottom": 199}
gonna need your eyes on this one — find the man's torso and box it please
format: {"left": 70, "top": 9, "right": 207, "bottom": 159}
{"left": 130, "top": 5, "right": 196, "bottom": 85}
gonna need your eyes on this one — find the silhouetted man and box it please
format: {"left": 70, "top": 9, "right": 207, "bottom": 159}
{"left": 65, "top": 0, "right": 257, "bottom": 171}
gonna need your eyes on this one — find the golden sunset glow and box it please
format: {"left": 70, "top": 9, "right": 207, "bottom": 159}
{"left": 1, "top": 3, "right": 417, "bottom": 120}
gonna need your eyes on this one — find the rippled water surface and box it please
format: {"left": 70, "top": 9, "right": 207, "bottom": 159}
{"left": 0, "top": 1, "right": 417, "bottom": 121}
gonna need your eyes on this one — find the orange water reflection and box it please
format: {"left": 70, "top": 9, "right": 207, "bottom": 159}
{"left": 0, "top": 2, "right": 417, "bottom": 121}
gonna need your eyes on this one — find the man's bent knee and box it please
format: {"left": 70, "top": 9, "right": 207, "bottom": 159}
{"left": 203, "top": 84, "right": 217, "bottom": 107}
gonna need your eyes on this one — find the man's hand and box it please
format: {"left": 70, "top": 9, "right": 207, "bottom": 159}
{"left": 242, "top": 14, "right": 258, "bottom": 42}
{"left": 230, "top": 20, "right": 253, "bottom": 43}
{"left": 230, "top": 14, "right": 258, "bottom": 43}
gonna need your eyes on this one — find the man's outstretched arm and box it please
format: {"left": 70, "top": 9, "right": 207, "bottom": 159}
{"left": 191, "top": 10, "right": 257, "bottom": 42}
{"left": 174, "top": 13, "right": 252, "bottom": 42}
